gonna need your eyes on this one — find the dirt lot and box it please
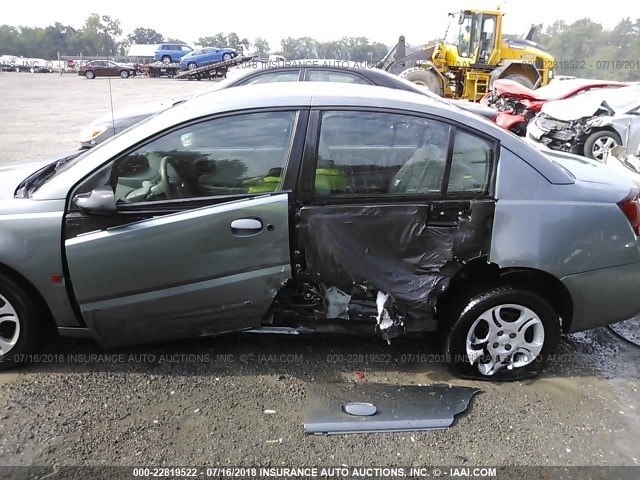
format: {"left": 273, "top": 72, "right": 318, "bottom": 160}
{"left": 0, "top": 73, "right": 639, "bottom": 472}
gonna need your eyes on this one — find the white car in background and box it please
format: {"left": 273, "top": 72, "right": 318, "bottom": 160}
{"left": 527, "top": 85, "right": 640, "bottom": 161}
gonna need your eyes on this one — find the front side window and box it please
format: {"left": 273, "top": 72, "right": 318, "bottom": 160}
{"left": 104, "top": 111, "right": 296, "bottom": 203}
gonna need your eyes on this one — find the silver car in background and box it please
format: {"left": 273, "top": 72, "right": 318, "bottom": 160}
{"left": 527, "top": 85, "right": 640, "bottom": 160}
{"left": 2, "top": 82, "right": 640, "bottom": 380}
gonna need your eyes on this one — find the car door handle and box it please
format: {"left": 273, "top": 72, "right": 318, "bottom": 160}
{"left": 230, "top": 218, "right": 263, "bottom": 237}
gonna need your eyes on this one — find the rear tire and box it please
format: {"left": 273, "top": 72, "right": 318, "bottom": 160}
{"left": 85, "top": 70, "right": 95, "bottom": 79}
{"left": 584, "top": 130, "right": 622, "bottom": 161}
{"left": 399, "top": 67, "right": 444, "bottom": 96}
{"left": 502, "top": 73, "right": 535, "bottom": 89}
{"left": 443, "top": 285, "right": 560, "bottom": 381}
{"left": 161, "top": 55, "right": 172, "bottom": 64}
{"left": 0, "top": 274, "right": 44, "bottom": 370}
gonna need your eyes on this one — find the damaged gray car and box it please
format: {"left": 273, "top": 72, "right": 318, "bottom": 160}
{"left": 527, "top": 84, "right": 640, "bottom": 161}
{"left": 2, "top": 82, "right": 640, "bottom": 380}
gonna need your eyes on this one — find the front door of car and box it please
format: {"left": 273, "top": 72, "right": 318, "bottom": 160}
{"left": 92, "top": 61, "right": 107, "bottom": 76}
{"left": 204, "top": 49, "right": 217, "bottom": 66}
{"left": 294, "top": 109, "right": 496, "bottom": 333}
{"left": 64, "top": 109, "right": 306, "bottom": 346}
{"left": 105, "top": 61, "right": 119, "bottom": 76}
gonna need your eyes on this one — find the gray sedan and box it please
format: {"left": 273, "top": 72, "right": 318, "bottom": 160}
{"left": 2, "top": 83, "right": 640, "bottom": 380}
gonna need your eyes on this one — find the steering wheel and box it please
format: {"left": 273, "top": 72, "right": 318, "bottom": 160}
{"left": 159, "top": 156, "right": 192, "bottom": 199}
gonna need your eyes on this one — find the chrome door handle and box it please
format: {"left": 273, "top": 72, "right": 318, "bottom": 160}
{"left": 230, "top": 218, "right": 263, "bottom": 236}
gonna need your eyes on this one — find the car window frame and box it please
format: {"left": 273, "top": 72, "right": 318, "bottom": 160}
{"left": 67, "top": 108, "right": 310, "bottom": 214}
{"left": 234, "top": 68, "right": 304, "bottom": 86}
{"left": 296, "top": 107, "right": 499, "bottom": 205}
{"left": 303, "top": 68, "right": 373, "bottom": 85}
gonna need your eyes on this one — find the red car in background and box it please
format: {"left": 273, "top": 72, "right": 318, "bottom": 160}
{"left": 481, "top": 78, "right": 628, "bottom": 136}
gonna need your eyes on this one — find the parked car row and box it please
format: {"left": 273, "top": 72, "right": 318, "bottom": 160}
{"left": 483, "top": 78, "right": 640, "bottom": 165}
{"left": 0, "top": 55, "right": 53, "bottom": 73}
{"left": 480, "top": 78, "right": 628, "bottom": 137}
{"left": 526, "top": 85, "right": 640, "bottom": 160}
{"left": 3, "top": 81, "right": 640, "bottom": 382}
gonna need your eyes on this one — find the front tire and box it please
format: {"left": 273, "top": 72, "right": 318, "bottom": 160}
{"left": 222, "top": 53, "right": 232, "bottom": 62}
{"left": 444, "top": 285, "right": 560, "bottom": 380}
{"left": 0, "top": 274, "right": 44, "bottom": 370}
{"left": 188, "top": 62, "right": 197, "bottom": 71}
{"left": 120, "top": 70, "right": 129, "bottom": 79}
{"left": 584, "top": 130, "right": 622, "bottom": 161}
{"left": 85, "top": 70, "right": 95, "bottom": 79}
{"left": 398, "top": 67, "right": 444, "bottom": 96}
{"left": 502, "top": 73, "right": 535, "bottom": 89}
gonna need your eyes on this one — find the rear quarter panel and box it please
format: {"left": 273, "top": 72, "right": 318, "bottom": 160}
{"left": 490, "top": 147, "right": 640, "bottom": 279}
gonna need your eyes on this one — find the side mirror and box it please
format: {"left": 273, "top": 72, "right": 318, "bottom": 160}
{"left": 73, "top": 187, "right": 116, "bottom": 214}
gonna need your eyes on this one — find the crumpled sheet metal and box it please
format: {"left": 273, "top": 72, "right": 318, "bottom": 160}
{"left": 297, "top": 202, "right": 493, "bottom": 318}
{"left": 304, "top": 383, "right": 481, "bottom": 435}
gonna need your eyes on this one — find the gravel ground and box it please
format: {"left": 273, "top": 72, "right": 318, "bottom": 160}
{"left": 0, "top": 73, "right": 639, "bottom": 470}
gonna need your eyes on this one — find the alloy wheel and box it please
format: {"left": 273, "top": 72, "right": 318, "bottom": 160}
{"left": 591, "top": 136, "right": 618, "bottom": 161}
{"left": 0, "top": 293, "right": 21, "bottom": 356}
{"left": 465, "top": 303, "right": 545, "bottom": 376}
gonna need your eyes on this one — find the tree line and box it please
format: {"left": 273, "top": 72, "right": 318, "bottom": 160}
{"left": 1, "top": 14, "right": 638, "bottom": 80}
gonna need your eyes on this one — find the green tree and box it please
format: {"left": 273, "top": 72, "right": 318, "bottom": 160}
{"left": 80, "top": 14, "right": 122, "bottom": 56}
{"left": 128, "top": 27, "right": 163, "bottom": 44}
{"left": 0, "top": 25, "right": 20, "bottom": 54}
{"left": 198, "top": 32, "right": 250, "bottom": 51}
{"left": 279, "top": 37, "right": 319, "bottom": 59}
{"left": 198, "top": 33, "right": 226, "bottom": 47}
{"left": 253, "top": 37, "right": 270, "bottom": 57}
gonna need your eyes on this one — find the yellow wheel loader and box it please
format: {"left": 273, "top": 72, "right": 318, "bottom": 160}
{"left": 377, "top": 9, "right": 556, "bottom": 101}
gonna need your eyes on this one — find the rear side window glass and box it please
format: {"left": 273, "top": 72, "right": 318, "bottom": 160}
{"left": 448, "top": 130, "right": 493, "bottom": 193}
{"left": 314, "top": 111, "right": 451, "bottom": 196}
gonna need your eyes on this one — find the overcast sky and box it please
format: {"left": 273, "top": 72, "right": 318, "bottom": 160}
{"left": 3, "top": 0, "right": 639, "bottom": 49}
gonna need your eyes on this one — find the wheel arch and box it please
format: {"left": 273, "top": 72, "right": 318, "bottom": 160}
{"left": 0, "top": 262, "right": 58, "bottom": 337}
{"left": 491, "top": 61, "right": 541, "bottom": 88}
{"left": 438, "top": 258, "right": 573, "bottom": 333}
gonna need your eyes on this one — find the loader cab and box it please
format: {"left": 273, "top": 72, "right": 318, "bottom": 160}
{"left": 456, "top": 10, "right": 500, "bottom": 65}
